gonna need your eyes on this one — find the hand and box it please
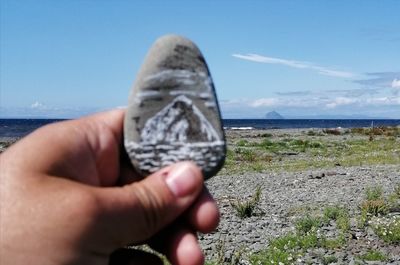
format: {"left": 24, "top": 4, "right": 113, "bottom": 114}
{"left": 0, "top": 110, "right": 219, "bottom": 265}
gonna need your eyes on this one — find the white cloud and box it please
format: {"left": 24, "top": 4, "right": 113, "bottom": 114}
{"left": 243, "top": 97, "right": 328, "bottom": 108}
{"left": 30, "top": 101, "right": 46, "bottom": 109}
{"left": 232, "top": 53, "right": 356, "bottom": 78}
{"left": 218, "top": 95, "right": 400, "bottom": 118}
{"left": 251, "top": 98, "right": 279, "bottom": 107}
{"left": 321, "top": 96, "right": 399, "bottom": 109}
{"left": 364, "top": 96, "right": 400, "bottom": 106}
{"left": 325, "top": 97, "right": 358, "bottom": 109}
{"left": 392, "top": 78, "right": 400, "bottom": 88}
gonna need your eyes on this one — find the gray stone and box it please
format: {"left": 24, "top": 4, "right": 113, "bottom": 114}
{"left": 124, "top": 35, "right": 226, "bottom": 179}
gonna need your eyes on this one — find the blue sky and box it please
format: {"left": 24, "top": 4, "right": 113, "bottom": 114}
{"left": 1, "top": 0, "right": 399, "bottom": 118}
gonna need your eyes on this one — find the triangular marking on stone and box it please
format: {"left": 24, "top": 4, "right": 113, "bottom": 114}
{"left": 140, "top": 95, "right": 221, "bottom": 144}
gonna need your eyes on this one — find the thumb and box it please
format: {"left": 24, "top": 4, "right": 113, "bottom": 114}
{"left": 96, "top": 162, "right": 203, "bottom": 247}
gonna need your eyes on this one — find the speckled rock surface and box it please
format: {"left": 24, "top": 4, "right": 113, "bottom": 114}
{"left": 200, "top": 164, "right": 400, "bottom": 264}
{"left": 124, "top": 35, "right": 225, "bottom": 178}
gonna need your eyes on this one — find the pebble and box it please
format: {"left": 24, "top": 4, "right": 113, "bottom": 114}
{"left": 124, "top": 35, "right": 225, "bottom": 179}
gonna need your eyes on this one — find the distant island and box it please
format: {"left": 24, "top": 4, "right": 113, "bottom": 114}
{"left": 265, "top": 111, "right": 284, "bottom": 119}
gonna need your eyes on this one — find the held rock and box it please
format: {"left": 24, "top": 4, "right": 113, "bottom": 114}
{"left": 124, "top": 35, "right": 226, "bottom": 179}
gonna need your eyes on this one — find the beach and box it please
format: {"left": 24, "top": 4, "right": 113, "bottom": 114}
{"left": 1, "top": 127, "right": 399, "bottom": 264}
{"left": 202, "top": 128, "right": 399, "bottom": 264}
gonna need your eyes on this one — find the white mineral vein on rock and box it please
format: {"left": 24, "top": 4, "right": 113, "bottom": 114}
{"left": 145, "top": 69, "right": 201, "bottom": 86}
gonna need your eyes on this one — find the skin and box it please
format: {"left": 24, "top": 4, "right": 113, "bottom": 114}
{"left": 0, "top": 109, "right": 220, "bottom": 265}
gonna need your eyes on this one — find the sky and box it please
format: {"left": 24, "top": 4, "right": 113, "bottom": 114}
{"left": 1, "top": 0, "right": 399, "bottom": 119}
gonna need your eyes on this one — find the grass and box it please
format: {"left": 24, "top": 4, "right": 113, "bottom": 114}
{"left": 323, "top": 206, "right": 350, "bottom": 232}
{"left": 221, "top": 128, "right": 400, "bottom": 174}
{"left": 295, "top": 215, "right": 321, "bottom": 235}
{"left": 351, "top": 126, "right": 400, "bottom": 137}
{"left": 236, "top": 139, "right": 250, "bottom": 147}
{"left": 208, "top": 130, "right": 400, "bottom": 263}
{"left": 206, "top": 239, "right": 245, "bottom": 265}
{"left": 207, "top": 196, "right": 399, "bottom": 264}
{"left": 323, "top": 128, "right": 342, "bottom": 135}
{"left": 394, "top": 183, "right": 400, "bottom": 197}
{"left": 388, "top": 183, "right": 400, "bottom": 210}
{"left": 360, "top": 199, "right": 388, "bottom": 216}
{"left": 358, "top": 249, "right": 388, "bottom": 261}
{"left": 247, "top": 197, "right": 396, "bottom": 263}
{"left": 322, "top": 255, "right": 338, "bottom": 264}
{"left": 320, "top": 234, "right": 346, "bottom": 249}
{"left": 249, "top": 232, "right": 317, "bottom": 265}
{"left": 231, "top": 186, "right": 262, "bottom": 218}
{"left": 246, "top": 206, "right": 352, "bottom": 264}
{"left": 357, "top": 186, "right": 400, "bottom": 244}
{"left": 139, "top": 186, "right": 398, "bottom": 265}
{"left": 359, "top": 185, "right": 390, "bottom": 227}
{"left": 370, "top": 215, "right": 400, "bottom": 243}
{"left": 365, "top": 186, "right": 384, "bottom": 200}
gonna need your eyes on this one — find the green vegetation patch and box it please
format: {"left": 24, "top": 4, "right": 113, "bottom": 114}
{"left": 206, "top": 186, "right": 399, "bottom": 264}
{"left": 323, "top": 206, "right": 350, "bottom": 233}
{"left": 248, "top": 206, "right": 350, "bottom": 265}
{"left": 357, "top": 185, "right": 400, "bottom": 244}
{"left": 249, "top": 232, "right": 316, "bottom": 265}
{"left": 358, "top": 249, "right": 388, "bottom": 261}
{"left": 231, "top": 186, "right": 262, "bottom": 218}
{"left": 365, "top": 186, "right": 384, "bottom": 200}
{"left": 370, "top": 216, "right": 400, "bottom": 244}
{"left": 221, "top": 129, "right": 400, "bottom": 174}
{"left": 322, "top": 255, "right": 338, "bottom": 264}
{"left": 351, "top": 126, "right": 400, "bottom": 137}
{"left": 295, "top": 215, "right": 321, "bottom": 235}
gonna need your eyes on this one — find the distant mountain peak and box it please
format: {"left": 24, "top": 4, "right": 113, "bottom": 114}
{"left": 265, "top": 111, "right": 284, "bottom": 119}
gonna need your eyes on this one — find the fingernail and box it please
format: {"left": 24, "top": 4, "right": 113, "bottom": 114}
{"left": 166, "top": 162, "right": 199, "bottom": 197}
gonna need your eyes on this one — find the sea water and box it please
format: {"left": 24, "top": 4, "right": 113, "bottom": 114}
{"left": 0, "top": 118, "right": 399, "bottom": 138}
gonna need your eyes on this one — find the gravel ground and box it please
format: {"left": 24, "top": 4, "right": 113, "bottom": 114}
{"left": 2, "top": 129, "right": 399, "bottom": 264}
{"left": 0, "top": 137, "right": 18, "bottom": 153}
{"left": 201, "top": 164, "right": 400, "bottom": 264}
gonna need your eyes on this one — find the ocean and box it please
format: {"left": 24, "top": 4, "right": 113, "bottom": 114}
{"left": 223, "top": 119, "right": 400, "bottom": 130}
{"left": 0, "top": 119, "right": 66, "bottom": 138}
{"left": 0, "top": 118, "right": 399, "bottom": 138}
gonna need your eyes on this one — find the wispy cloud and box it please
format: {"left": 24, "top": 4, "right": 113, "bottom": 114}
{"left": 249, "top": 97, "right": 327, "bottom": 108}
{"left": 325, "top": 96, "right": 400, "bottom": 109}
{"left": 354, "top": 72, "right": 400, "bottom": 95}
{"left": 221, "top": 95, "right": 400, "bottom": 110}
{"left": 0, "top": 103, "right": 105, "bottom": 118}
{"left": 276, "top": 90, "right": 311, "bottom": 96}
{"left": 354, "top": 72, "right": 400, "bottom": 87}
{"left": 325, "top": 97, "right": 358, "bottom": 109}
{"left": 275, "top": 88, "right": 379, "bottom": 98}
{"left": 232, "top": 53, "right": 356, "bottom": 78}
{"left": 326, "top": 88, "right": 380, "bottom": 97}
{"left": 219, "top": 94, "right": 400, "bottom": 118}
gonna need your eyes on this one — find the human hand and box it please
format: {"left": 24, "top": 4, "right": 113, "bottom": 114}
{"left": 0, "top": 110, "right": 219, "bottom": 265}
